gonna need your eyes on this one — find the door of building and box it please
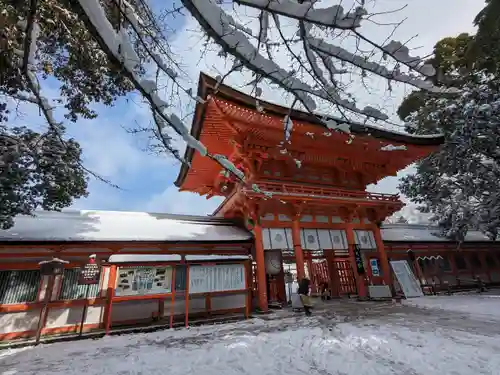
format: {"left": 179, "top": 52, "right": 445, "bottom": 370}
{"left": 334, "top": 259, "right": 358, "bottom": 295}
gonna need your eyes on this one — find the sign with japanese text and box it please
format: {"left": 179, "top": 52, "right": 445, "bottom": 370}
{"left": 353, "top": 245, "right": 365, "bottom": 275}
{"left": 78, "top": 263, "right": 101, "bottom": 285}
{"left": 189, "top": 264, "right": 245, "bottom": 294}
{"left": 115, "top": 266, "right": 173, "bottom": 296}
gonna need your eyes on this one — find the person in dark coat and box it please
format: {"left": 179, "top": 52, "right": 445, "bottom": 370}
{"left": 297, "top": 278, "right": 312, "bottom": 316}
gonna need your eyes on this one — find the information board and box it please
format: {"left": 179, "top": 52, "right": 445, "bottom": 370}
{"left": 189, "top": 264, "right": 245, "bottom": 294}
{"left": 390, "top": 260, "right": 423, "bottom": 298}
{"left": 78, "top": 263, "right": 100, "bottom": 285}
{"left": 115, "top": 266, "right": 173, "bottom": 296}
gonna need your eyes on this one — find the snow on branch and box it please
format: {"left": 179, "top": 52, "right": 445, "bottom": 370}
{"left": 182, "top": 0, "right": 390, "bottom": 122}
{"left": 235, "top": 0, "right": 437, "bottom": 78}
{"left": 77, "top": 0, "right": 274, "bottom": 196}
{"left": 307, "top": 35, "right": 459, "bottom": 94}
{"left": 235, "top": 0, "right": 367, "bottom": 29}
{"left": 380, "top": 144, "right": 407, "bottom": 151}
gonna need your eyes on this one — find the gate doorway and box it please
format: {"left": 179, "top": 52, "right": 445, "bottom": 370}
{"left": 335, "top": 259, "right": 357, "bottom": 295}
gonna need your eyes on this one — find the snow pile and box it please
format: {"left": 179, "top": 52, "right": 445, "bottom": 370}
{"left": 403, "top": 294, "right": 500, "bottom": 321}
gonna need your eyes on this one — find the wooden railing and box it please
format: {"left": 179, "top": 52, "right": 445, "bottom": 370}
{"left": 244, "top": 181, "right": 400, "bottom": 203}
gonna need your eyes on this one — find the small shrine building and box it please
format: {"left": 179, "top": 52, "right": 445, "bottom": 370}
{"left": 175, "top": 73, "right": 444, "bottom": 311}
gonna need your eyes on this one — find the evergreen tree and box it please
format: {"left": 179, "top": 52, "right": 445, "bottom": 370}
{"left": 398, "top": 0, "right": 500, "bottom": 241}
{"left": 400, "top": 73, "right": 500, "bottom": 240}
{"left": 0, "top": 0, "right": 147, "bottom": 229}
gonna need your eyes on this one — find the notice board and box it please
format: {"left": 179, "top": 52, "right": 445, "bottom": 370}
{"left": 390, "top": 260, "right": 423, "bottom": 298}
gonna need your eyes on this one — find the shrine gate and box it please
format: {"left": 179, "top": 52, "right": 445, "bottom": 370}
{"left": 175, "top": 73, "right": 442, "bottom": 312}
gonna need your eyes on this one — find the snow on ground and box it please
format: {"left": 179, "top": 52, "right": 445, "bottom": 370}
{"left": 1, "top": 297, "right": 500, "bottom": 375}
{"left": 403, "top": 291, "right": 500, "bottom": 322}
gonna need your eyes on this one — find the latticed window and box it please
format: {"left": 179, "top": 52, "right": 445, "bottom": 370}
{"left": 59, "top": 268, "right": 100, "bottom": 300}
{"left": 0, "top": 270, "right": 41, "bottom": 304}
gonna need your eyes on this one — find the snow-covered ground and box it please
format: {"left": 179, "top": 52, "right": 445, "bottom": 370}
{"left": 1, "top": 295, "right": 500, "bottom": 375}
{"left": 403, "top": 291, "right": 500, "bottom": 322}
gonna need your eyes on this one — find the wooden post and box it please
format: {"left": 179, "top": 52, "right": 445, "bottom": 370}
{"left": 35, "top": 275, "right": 55, "bottom": 345}
{"left": 244, "top": 260, "right": 251, "bottom": 318}
{"left": 291, "top": 219, "right": 306, "bottom": 281}
{"left": 413, "top": 257, "right": 425, "bottom": 286}
{"left": 170, "top": 267, "right": 176, "bottom": 329}
{"left": 78, "top": 284, "right": 91, "bottom": 336}
{"left": 345, "top": 222, "right": 367, "bottom": 298}
{"left": 479, "top": 252, "right": 492, "bottom": 282}
{"left": 372, "top": 226, "right": 391, "bottom": 286}
{"left": 449, "top": 252, "right": 458, "bottom": 280}
{"left": 185, "top": 264, "right": 190, "bottom": 328}
{"left": 104, "top": 265, "right": 117, "bottom": 335}
{"left": 253, "top": 223, "right": 269, "bottom": 312}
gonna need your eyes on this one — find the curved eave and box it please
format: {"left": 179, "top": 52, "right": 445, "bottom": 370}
{"left": 175, "top": 73, "right": 444, "bottom": 188}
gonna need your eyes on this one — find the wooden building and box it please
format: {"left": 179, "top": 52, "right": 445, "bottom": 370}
{"left": 175, "top": 73, "right": 445, "bottom": 311}
{"left": 0, "top": 210, "right": 253, "bottom": 341}
{"left": 382, "top": 224, "right": 500, "bottom": 287}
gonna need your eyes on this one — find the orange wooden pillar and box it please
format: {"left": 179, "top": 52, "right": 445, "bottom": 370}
{"left": 104, "top": 265, "right": 117, "bottom": 334}
{"left": 372, "top": 225, "right": 391, "bottom": 286}
{"left": 291, "top": 219, "right": 306, "bottom": 281}
{"left": 345, "top": 222, "right": 367, "bottom": 298}
{"left": 253, "top": 223, "right": 269, "bottom": 312}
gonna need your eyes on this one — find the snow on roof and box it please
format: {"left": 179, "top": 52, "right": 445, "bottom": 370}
{"left": 0, "top": 210, "right": 253, "bottom": 243}
{"left": 381, "top": 224, "right": 494, "bottom": 242}
{"left": 185, "top": 255, "right": 250, "bottom": 262}
{"left": 38, "top": 257, "right": 70, "bottom": 265}
{"left": 108, "top": 254, "right": 182, "bottom": 263}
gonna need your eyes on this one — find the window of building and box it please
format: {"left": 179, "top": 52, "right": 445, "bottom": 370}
{"left": 0, "top": 270, "right": 41, "bottom": 304}
{"left": 59, "top": 268, "right": 100, "bottom": 300}
{"left": 454, "top": 254, "right": 467, "bottom": 270}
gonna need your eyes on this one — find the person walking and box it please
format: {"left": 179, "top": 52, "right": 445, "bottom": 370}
{"left": 297, "top": 278, "right": 313, "bottom": 316}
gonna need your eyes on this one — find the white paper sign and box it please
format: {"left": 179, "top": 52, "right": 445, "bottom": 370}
{"left": 390, "top": 260, "right": 423, "bottom": 298}
{"left": 189, "top": 264, "right": 245, "bottom": 294}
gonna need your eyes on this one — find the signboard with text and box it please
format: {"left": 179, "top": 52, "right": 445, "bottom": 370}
{"left": 115, "top": 266, "right": 173, "bottom": 296}
{"left": 353, "top": 245, "right": 365, "bottom": 275}
{"left": 390, "top": 260, "right": 423, "bottom": 298}
{"left": 78, "top": 263, "right": 101, "bottom": 285}
{"left": 189, "top": 264, "right": 245, "bottom": 294}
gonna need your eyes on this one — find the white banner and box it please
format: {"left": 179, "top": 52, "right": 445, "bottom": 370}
{"left": 390, "top": 260, "right": 423, "bottom": 298}
{"left": 189, "top": 264, "right": 246, "bottom": 294}
{"left": 115, "top": 266, "right": 173, "bottom": 296}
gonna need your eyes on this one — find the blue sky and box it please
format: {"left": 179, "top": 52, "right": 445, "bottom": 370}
{"left": 10, "top": 0, "right": 484, "bottom": 218}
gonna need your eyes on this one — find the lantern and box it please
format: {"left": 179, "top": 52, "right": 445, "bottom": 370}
{"left": 265, "top": 251, "right": 282, "bottom": 275}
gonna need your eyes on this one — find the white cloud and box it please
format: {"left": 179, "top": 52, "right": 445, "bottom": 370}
{"left": 143, "top": 186, "right": 223, "bottom": 215}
